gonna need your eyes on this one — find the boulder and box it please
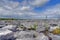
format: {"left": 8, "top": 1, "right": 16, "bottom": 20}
{"left": 35, "top": 33, "right": 48, "bottom": 40}
{"left": 14, "top": 31, "right": 49, "bottom": 40}
{"left": 0, "top": 29, "right": 15, "bottom": 40}
{"left": 48, "top": 33, "right": 60, "bottom": 40}
{"left": 2, "top": 25, "right": 18, "bottom": 32}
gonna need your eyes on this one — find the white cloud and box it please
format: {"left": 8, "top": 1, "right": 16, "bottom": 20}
{"left": 38, "top": 4, "right": 60, "bottom": 19}
{"left": 2, "top": 0, "right": 19, "bottom": 10}
{"left": 20, "top": 6, "right": 32, "bottom": 11}
{"left": 0, "top": 0, "right": 37, "bottom": 18}
{"left": 29, "top": 0, "right": 50, "bottom": 6}
{"left": 27, "top": 4, "right": 60, "bottom": 19}
{"left": 0, "top": 7, "right": 10, "bottom": 15}
{"left": 0, "top": 0, "right": 60, "bottom": 19}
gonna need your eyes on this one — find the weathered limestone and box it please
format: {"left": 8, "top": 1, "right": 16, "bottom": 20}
{"left": 0, "top": 29, "right": 15, "bottom": 40}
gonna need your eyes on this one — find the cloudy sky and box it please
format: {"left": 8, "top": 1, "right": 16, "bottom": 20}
{"left": 0, "top": 0, "right": 60, "bottom": 19}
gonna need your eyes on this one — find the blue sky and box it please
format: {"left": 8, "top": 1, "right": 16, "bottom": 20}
{"left": 0, "top": 0, "right": 60, "bottom": 19}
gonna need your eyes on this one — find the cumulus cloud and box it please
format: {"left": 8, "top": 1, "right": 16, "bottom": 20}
{"left": 27, "top": 4, "right": 60, "bottom": 19}
{"left": 0, "top": 0, "right": 39, "bottom": 18}
{"left": 29, "top": 0, "right": 50, "bottom": 6}
{"left": 38, "top": 4, "right": 60, "bottom": 19}
{"left": 0, "top": 0, "right": 60, "bottom": 19}
{"left": 0, "top": 0, "right": 18, "bottom": 9}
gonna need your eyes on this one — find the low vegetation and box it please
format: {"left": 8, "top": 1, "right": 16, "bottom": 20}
{"left": 52, "top": 28, "right": 60, "bottom": 35}
{"left": 0, "top": 18, "right": 18, "bottom": 20}
{"left": 28, "top": 24, "right": 38, "bottom": 30}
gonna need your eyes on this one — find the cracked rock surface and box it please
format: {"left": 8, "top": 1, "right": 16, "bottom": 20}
{"left": 0, "top": 20, "right": 60, "bottom": 40}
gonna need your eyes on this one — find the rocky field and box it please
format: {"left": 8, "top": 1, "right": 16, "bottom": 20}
{"left": 0, "top": 19, "right": 60, "bottom": 40}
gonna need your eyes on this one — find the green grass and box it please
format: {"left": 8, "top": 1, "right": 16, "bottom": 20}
{"left": 30, "top": 24, "right": 38, "bottom": 30}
